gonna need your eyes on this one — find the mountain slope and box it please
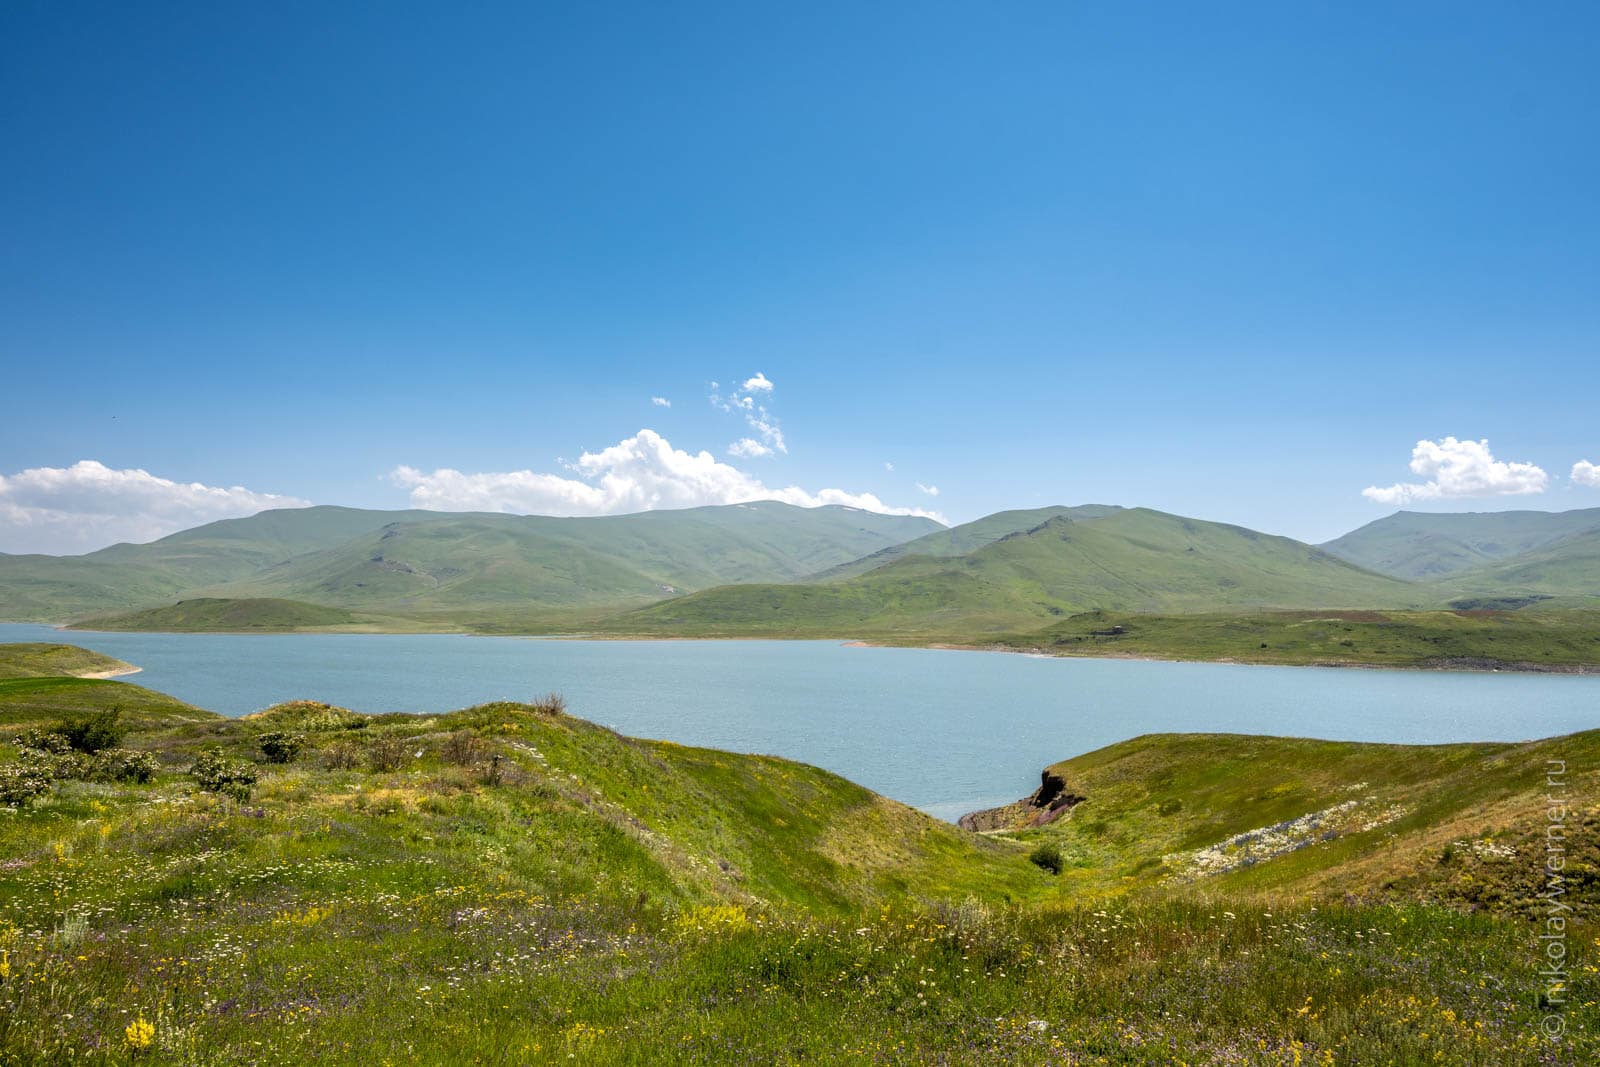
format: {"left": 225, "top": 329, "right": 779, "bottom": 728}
{"left": 615, "top": 508, "right": 1424, "bottom": 636}
{"left": 1322, "top": 507, "right": 1600, "bottom": 579}
{"left": 0, "top": 502, "right": 941, "bottom": 622}
{"left": 1433, "top": 526, "right": 1600, "bottom": 600}
{"left": 809, "top": 504, "right": 1125, "bottom": 581}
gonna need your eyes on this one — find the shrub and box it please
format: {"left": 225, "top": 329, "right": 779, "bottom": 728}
{"left": 323, "top": 740, "right": 363, "bottom": 770}
{"left": 59, "top": 709, "right": 126, "bottom": 754}
{"left": 91, "top": 748, "right": 161, "bottom": 784}
{"left": 531, "top": 692, "right": 567, "bottom": 716}
{"left": 366, "top": 735, "right": 408, "bottom": 772}
{"left": 0, "top": 763, "right": 51, "bottom": 807}
{"left": 258, "top": 731, "right": 305, "bottom": 764}
{"left": 11, "top": 728, "right": 72, "bottom": 755}
{"left": 189, "top": 749, "right": 259, "bottom": 802}
{"left": 442, "top": 730, "right": 482, "bottom": 766}
{"left": 1157, "top": 797, "right": 1184, "bottom": 816}
{"left": 1029, "top": 842, "right": 1065, "bottom": 875}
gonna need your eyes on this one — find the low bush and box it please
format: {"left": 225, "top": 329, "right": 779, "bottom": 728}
{"left": 189, "top": 749, "right": 259, "bottom": 801}
{"left": 91, "top": 748, "right": 161, "bottom": 784}
{"left": 0, "top": 763, "right": 51, "bottom": 807}
{"left": 258, "top": 731, "right": 305, "bottom": 764}
{"left": 366, "top": 735, "right": 408, "bottom": 772}
{"left": 60, "top": 709, "right": 126, "bottom": 754}
{"left": 1029, "top": 842, "right": 1065, "bottom": 875}
{"left": 442, "top": 729, "right": 482, "bottom": 766}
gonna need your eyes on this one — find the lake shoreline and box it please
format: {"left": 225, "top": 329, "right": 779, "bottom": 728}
{"left": 31, "top": 620, "right": 1600, "bottom": 675}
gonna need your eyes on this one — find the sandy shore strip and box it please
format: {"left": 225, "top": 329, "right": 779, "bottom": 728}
{"left": 76, "top": 665, "right": 143, "bottom": 679}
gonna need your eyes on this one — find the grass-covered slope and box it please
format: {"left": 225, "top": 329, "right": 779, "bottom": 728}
{"left": 0, "top": 643, "right": 137, "bottom": 680}
{"left": 976, "top": 730, "right": 1599, "bottom": 917}
{"left": 0, "top": 502, "right": 941, "bottom": 623}
{"left": 991, "top": 608, "right": 1600, "bottom": 670}
{"left": 1323, "top": 507, "right": 1600, "bottom": 580}
{"left": 1434, "top": 528, "right": 1600, "bottom": 601}
{"left": 0, "top": 656, "right": 1593, "bottom": 1063}
{"left": 618, "top": 509, "right": 1423, "bottom": 637}
{"left": 72, "top": 597, "right": 396, "bottom": 633}
{"left": 808, "top": 505, "right": 1126, "bottom": 581}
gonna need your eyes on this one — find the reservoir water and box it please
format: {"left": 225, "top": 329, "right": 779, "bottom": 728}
{"left": 4, "top": 622, "right": 1596, "bottom": 820}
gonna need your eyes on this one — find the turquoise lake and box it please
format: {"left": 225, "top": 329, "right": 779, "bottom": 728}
{"left": 4, "top": 622, "right": 1597, "bottom": 821}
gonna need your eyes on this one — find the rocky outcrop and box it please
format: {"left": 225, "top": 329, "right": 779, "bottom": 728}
{"left": 958, "top": 768, "right": 1085, "bottom": 832}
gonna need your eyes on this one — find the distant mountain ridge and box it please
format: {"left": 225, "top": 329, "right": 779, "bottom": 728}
{"left": 1321, "top": 508, "right": 1600, "bottom": 580}
{"left": 0, "top": 502, "right": 941, "bottom": 622}
{"left": 618, "top": 507, "right": 1425, "bottom": 636}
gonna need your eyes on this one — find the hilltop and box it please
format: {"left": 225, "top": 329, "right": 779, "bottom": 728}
{"left": 0, "top": 648, "right": 1591, "bottom": 1062}
{"left": 617, "top": 508, "right": 1423, "bottom": 636}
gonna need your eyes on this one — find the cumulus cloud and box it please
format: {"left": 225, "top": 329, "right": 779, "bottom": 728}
{"left": 1362, "top": 437, "right": 1548, "bottom": 506}
{"left": 390, "top": 429, "right": 945, "bottom": 523}
{"left": 1574, "top": 460, "right": 1600, "bottom": 488}
{"left": 727, "top": 438, "right": 773, "bottom": 459}
{"left": 915, "top": 482, "right": 940, "bottom": 497}
{"left": 650, "top": 396, "right": 671, "bottom": 408}
{"left": 742, "top": 372, "right": 774, "bottom": 393}
{"left": 0, "top": 460, "right": 309, "bottom": 555}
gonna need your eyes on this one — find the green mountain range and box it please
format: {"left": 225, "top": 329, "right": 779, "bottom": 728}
{"left": 0, "top": 502, "right": 939, "bottom": 623}
{"left": 1321, "top": 506, "right": 1600, "bottom": 579}
{"left": 617, "top": 508, "right": 1425, "bottom": 635}
{"left": 8, "top": 501, "right": 1600, "bottom": 642}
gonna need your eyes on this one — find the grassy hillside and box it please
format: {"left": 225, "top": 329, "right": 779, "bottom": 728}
{"left": 1434, "top": 528, "right": 1600, "bottom": 601}
{"left": 0, "top": 502, "right": 940, "bottom": 623}
{"left": 975, "top": 729, "right": 1599, "bottom": 916}
{"left": 0, "top": 643, "right": 137, "bottom": 680}
{"left": 0, "top": 660, "right": 1591, "bottom": 1062}
{"left": 1323, "top": 507, "right": 1600, "bottom": 579}
{"left": 809, "top": 505, "right": 1126, "bottom": 581}
{"left": 618, "top": 509, "right": 1424, "bottom": 637}
{"left": 990, "top": 608, "right": 1600, "bottom": 670}
{"left": 71, "top": 597, "right": 415, "bottom": 633}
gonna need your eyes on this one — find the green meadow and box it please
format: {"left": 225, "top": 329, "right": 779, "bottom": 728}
{"left": 0, "top": 646, "right": 1593, "bottom": 1064}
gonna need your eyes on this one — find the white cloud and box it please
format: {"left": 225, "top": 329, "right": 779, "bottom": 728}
{"left": 710, "top": 375, "right": 786, "bottom": 454}
{"left": 728, "top": 438, "right": 773, "bottom": 459}
{"left": 650, "top": 396, "right": 671, "bottom": 408}
{"left": 0, "top": 459, "right": 308, "bottom": 555}
{"left": 915, "top": 482, "right": 940, "bottom": 497}
{"left": 884, "top": 462, "right": 895, "bottom": 472}
{"left": 1574, "top": 460, "right": 1600, "bottom": 488}
{"left": 391, "top": 429, "right": 945, "bottom": 523}
{"left": 1362, "top": 437, "right": 1548, "bottom": 506}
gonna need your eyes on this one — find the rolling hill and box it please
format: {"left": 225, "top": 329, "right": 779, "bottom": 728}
{"left": 1322, "top": 507, "right": 1600, "bottom": 579}
{"left": 0, "top": 650, "right": 1590, "bottom": 1063}
{"left": 614, "top": 507, "right": 1425, "bottom": 636}
{"left": 807, "top": 504, "right": 1126, "bottom": 581}
{"left": 1432, "top": 526, "right": 1600, "bottom": 600}
{"left": 0, "top": 502, "right": 941, "bottom": 622}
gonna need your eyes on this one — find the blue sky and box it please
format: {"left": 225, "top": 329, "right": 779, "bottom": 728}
{"left": 2, "top": 2, "right": 1597, "bottom": 553}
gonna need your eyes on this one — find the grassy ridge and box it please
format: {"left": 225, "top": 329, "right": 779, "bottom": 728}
{"left": 0, "top": 502, "right": 941, "bottom": 623}
{"left": 1323, "top": 508, "right": 1600, "bottom": 580}
{"left": 0, "top": 643, "right": 136, "bottom": 680}
{"left": 613, "top": 509, "right": 1426, "bottom": 637}
{"left": 73, "top": 597, "right": 417, "bottom": 633}
{"left": 0, "top": 655, "right": 1594, "bottom": 1061}
{"left": 982, "top": 731, "right": 1599, "bottom": 913}
{"left": 988, "top": 608, "right": 1600, "bottom": 670}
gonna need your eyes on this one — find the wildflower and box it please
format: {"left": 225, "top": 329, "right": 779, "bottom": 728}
{"left": 124, "top": 1017, "right": 155, "bottom": 1051}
